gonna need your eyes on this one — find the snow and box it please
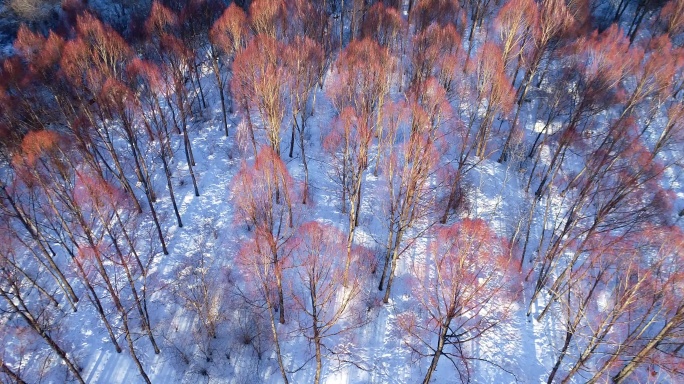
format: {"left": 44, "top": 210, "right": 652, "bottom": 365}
{"left": 533, "top": 120, "right": 563, "bottom": 134}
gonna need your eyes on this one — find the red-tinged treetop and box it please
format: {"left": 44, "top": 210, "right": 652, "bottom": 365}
{"left": 126, "top": 58, "right": 166, "bottom": 93}
{"left": 407, "top": 78, "right": 453, "bottom": 132}
{"left": 73, "top": 170, "right": 126, "bottom": 213}
{"left": 61, "top": 13, "right": 132, "bottom": 87}
{"left": 494, "top": 0, "right": 539, "bottom": 73}
{"left": 361, "top": 3, "right": 405, "bottom": 52}
{"left": 97, "top": 77, "right": 140, "bottom": 115}
{"left": 236, "top": 224, "right": 290, "bottom": 289}
{"left": 323, "top": 107, "right": 373, "bottom": 161}
{"left": 563, "top": 0, "right": 591, "bottom": 34}
{"left": 467, "top": 42, "right": 515, "bottom": 115}
{"left": 210, "top": 3, "right": 249, "bottom": 56}
{"left": 286, "top": 220, "right": 367, "bottom": 325}
{"left": 11, "top": 129, "right": 73, "bottom": 190}
{"left": 231, "top": 146, "right": 299, "bottom": 230}
{"left": 628, "top": 35, "right": 681, "bottom": 102}
{"left": 424, "top": 218, "right": 520, "bottom": 318}
{"left": 327, "top": 38, "right": 392, "bottom": 123}
{"left": 538, "top": 0, "right": 581, "bottom": 45}
{"left": 283, "top": 36, "right": 324, "bottom": 112}
{"left": 410, "top": 0, "right": 463, "bottom": 32}
{"left": 145, "top": 1, "right": 179, "bottom": 38}
{"left": 411, "top": 23, "right": 462, "bottom": 89}
{"left": 1, "top": 57, "right": 29, "bottom": 89}
{"left": 286, "top": 0, "right": 327, "bottom": 43}
{"left": 397, "top": 218, "right": 519, "bottom": 383}
{"left": 287, "top": 221, "right": 346, "bottom": 269}
{"left": 661, "top": 0, "right": 684, "bottom": 41}
{"left": 249, "top": 0, "right": 286, "bottom": 39}
{"left": 232, "top": 34, "right": 282, "bottom": 82}
{"left": 75, "top": 13, "right": 132, "bottom": 64}
{"left": 558, "top": 25, "right": 635, "bottom": 110}
{"left": 13, "top": 25, "right": 45, "bottom": 64}
{"left": 16, "top": 130, "right": 61, "bottom": 168}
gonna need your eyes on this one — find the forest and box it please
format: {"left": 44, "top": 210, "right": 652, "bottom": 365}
{"left": 1, "top": 0, "right": 684, "bottom": 383}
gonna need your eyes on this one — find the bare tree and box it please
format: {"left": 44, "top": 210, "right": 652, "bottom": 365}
{"left": 397, "top": 219, "right": 519, "bottom": 383}
{"left": 378, "top": 81, "right": 449, "bottom": 302}
{"left": 231, "top": 146, "right": 299, "bottom": 325}
{"left": 287, "top": 221, "right": 368, "bottom": 384}
{"left": 210, "top": 3, "right": 250, "bottom": 136}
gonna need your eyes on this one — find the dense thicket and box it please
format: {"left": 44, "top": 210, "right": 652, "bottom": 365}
{"left": 1, "top": 0, "right": 684, "bottom": 383}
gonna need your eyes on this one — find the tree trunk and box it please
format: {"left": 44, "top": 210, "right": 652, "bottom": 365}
{"left": 612, "top": 306, "right": 684, "bottom": 383}
{"left": 441, "top": 169, "right": 463, "bottom": 224}
{"left": 273, "top": 243, "right": 286, "bottom": 324}
{"left": 209, "top": 45, "right": 229, "bottom": 135}
{"left": 193, "top": 60, "right": 207, "bottom": 109}
{"left": 160, "top": 140, "right": 183, "bottom": 228}
{"left": 296, "top": 114, "right": 310, "bottom": 204}
{"left": 289, "top": 121, "right": 296, "bottom": 158}
{"left": 104, "top": 222, "right": 160, "bottom": 354}
{"left": 498, "top": 91, "right": 525, "bottom": 163}
{"left": 311, "top": 281, "right": 323, "bottom": 384}
{"left": 76, "top": 256, "right": 123, "bottom": 353}
{"left": 244, "top": 98, "right": 258, "bottom": 156}
{"left": 519, "top": 197, "right": 538, "bottom": 271}
{"left": 378, "top": 225, "right": 395, "bottom": 291}
{"left": 165, "top": 94, "right": 182, "bottom": 134}
{"left": 122, "top": 309, "right": 153, "bottom": 384}
{"left": 95, "top": 123, "right": 143, "bottom": 212}
{"left": 1, "top": 262, "right": 59, "bottom": 308}
{"left": 0, "top": 184, "right": 80, "bottom": 308}
{"left": 127, "top": 136, "right": 169, "bottom": 255}
{"left": 382, "top": 228, "right": 404, "bottom": 303}
{"left": 613, "top": 0, "right": 630, "bottom": 21}
{"left": 81, "top": 216, "right": 154, "bottom": 380}
{"left": 0, "top": 291, "right": 85, "bottom": 384}
{"left": 1, "top": 361, "right": 27, "bottom": 384}
{"left": 475, "top": 104, "right": 494, "bottom": 158}
{"left": 627, "top": 4, "right": 648, "bottom": 44}
{"left": 423, "top": 321, "right": 450, "bottom": 384}
{"left": 182, "top": 125, "right": 200, "bottom": 197}
{"left": 267, "top": 301, "right": 289, "bottom": 384}
{"left": 33, "top": 177, "right": 124, "bottom": 352}
{"left": 114, "top": 210, "right": 146, "bottom": 274}
{"left": 340, "top": 0, "right": 345, "bottom": 48}
{"left": 547, "top": 329, "right": 573, "bottom": 384}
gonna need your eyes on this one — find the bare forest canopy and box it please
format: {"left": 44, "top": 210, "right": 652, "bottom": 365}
{"left": 2, "top": 0, "right": 684, "bottom": 383}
